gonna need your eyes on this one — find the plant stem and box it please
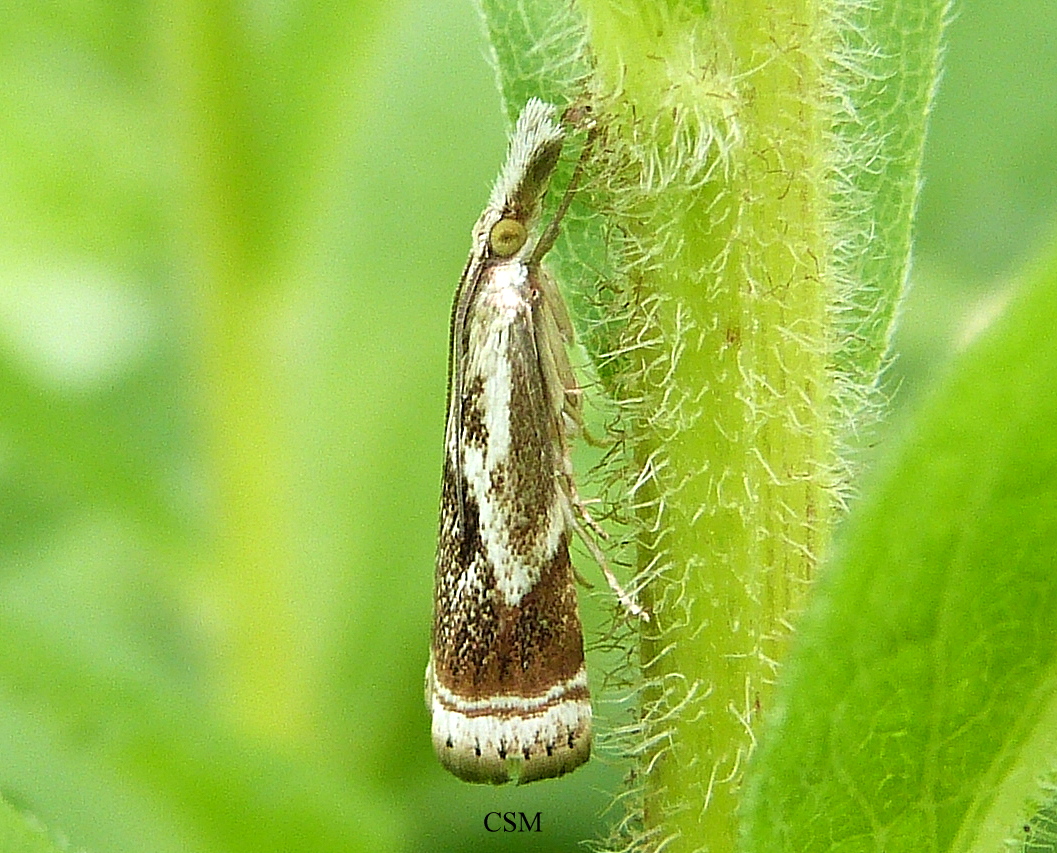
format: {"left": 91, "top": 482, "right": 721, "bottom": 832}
{"left": 583, "top": 1, "right": 834, "bottom": 848}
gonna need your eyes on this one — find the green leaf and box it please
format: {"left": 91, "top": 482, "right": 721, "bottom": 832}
{"left": 830, "top": 0, "right": 953, "bottom": 395}
{"left": 742, "top": 243, "right": 1057, "bottom": 851}
{"left": 476, "top": 0, "right": 592, "bottom": 121}
{"left": 0, "top": 798, "right": 66, "bottom": 853}
{"left": 0, "top": 613, "right": 400, "bottom": 853}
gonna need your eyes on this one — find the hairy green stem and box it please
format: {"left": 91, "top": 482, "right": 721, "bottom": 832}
{"left": 580, "top": 2, "right": 834, "bottom": 849}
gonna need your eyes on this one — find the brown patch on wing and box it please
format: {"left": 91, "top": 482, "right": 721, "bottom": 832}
{"left": 434, "top": 536, "right": 585, "bottom": 701}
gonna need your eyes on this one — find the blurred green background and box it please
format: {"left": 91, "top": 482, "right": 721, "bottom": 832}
{"left": 0, "top": 0, "right": 1053, "bottom": 851}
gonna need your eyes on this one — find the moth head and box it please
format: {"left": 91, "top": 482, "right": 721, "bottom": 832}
{"left": 488, "top": 218, "right": 528, "bottom": 258}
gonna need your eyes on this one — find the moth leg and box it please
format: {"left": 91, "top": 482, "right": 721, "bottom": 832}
{"left": 562, "top": 495, "right": 648, "bottom": 621}
{"left": 578, "top": 421, "right": 609, "bottom": 449}
{"left": 556, "top": 432, "right": 646, "bottom": 620}
{"left": 548, "top": 331, "right": 647, "bottom": 618}
{"left": 562, "top": 464, "right": 607, "bottom": 541}
{"left": 569, "top": 558, "right": 594, "bottom": 589}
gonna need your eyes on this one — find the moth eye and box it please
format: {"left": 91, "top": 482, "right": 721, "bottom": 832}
{"left": 489, "top": 218, "right": 527, "bottom": 257}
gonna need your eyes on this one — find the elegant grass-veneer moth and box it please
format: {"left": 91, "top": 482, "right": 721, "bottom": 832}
{"left": 426, "top": 99, "right": 642, "bottom": 785}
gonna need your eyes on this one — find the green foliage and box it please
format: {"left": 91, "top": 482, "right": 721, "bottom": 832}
{"left": 472, "top": 0, "right": 1057, "bottom": 851}
{"left": 0, "top": 0, "right": 1055, "bottom": 851}
{"left": 829, "top": 0, "right": 953, "bottom": 390}
{"left": 478, "top": 0, "right": 948, "bottom": 850}
{"left": 0, "top": 799, "right": 65, "bottom": 853}
{"left": 742, "top": 246, "right": 1057, "bottom": 853}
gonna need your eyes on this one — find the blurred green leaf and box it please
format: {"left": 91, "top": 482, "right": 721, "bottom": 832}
{"left": 915, "top": 0, "right": 1057, "bottom": 284}
{"left": 0, "top": 612, "right": 400, "bottom": 853}
{"left": 0, "top": 798, "right": 65, "bottom": 853}
{"left": 742, "top": 238, "right": 1057, "bottom": 851}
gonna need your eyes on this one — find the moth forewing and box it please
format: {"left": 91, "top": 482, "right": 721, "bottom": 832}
{"left": 427, "top": 98, "right": 630, "bottom": 786}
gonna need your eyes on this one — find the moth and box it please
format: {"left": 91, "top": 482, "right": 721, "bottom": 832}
{"left": 426, "top": 99, "right": 641, "bottom": 785}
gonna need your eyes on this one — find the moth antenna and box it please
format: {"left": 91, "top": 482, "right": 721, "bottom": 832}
{"left": 530, "top": 120, "right": 599, "bottom": 265}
